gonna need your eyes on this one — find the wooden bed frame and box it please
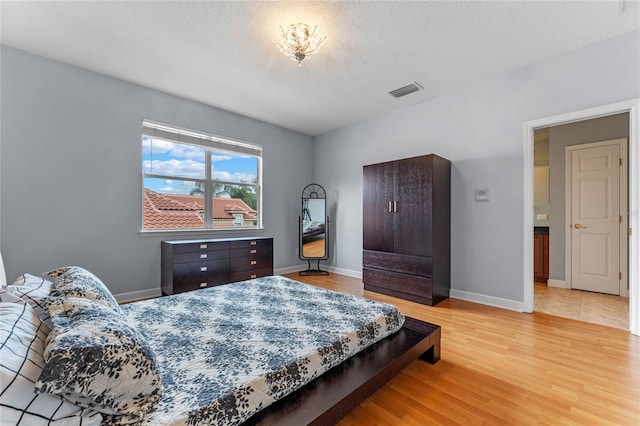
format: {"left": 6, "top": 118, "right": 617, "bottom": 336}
{"left": 247, "top": 317, "right": 441, "bottom": 425}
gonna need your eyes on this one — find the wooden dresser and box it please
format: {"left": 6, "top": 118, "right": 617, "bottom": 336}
{"left": 362, "top": 154, "right": 451, "bottom": 306}
{"left": 161, "top": 237, "right": 273, "bottom": 295}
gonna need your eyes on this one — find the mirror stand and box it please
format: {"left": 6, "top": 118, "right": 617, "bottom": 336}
{"left": 299, "top": 260, "right": 330, "bottom": 276}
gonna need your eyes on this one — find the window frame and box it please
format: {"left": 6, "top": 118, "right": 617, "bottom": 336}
{"left": 141, "top": 120, "right": 263, "bottom": 234}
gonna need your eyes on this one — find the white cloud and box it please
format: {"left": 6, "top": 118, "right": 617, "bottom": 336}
{"left": 143, "top": 159, "right": 205, "bottom": 179}
{"left": 169, "top": 144, "right": 205, "bottom": 161}
{"left": 143, "top": 138, "right": 205, "bottom": 161}
{"left": 212, "top": 153, "right": 233, "bottom": 162}
{"left": 213, "top": 170, "right": 256, "bottom": 183}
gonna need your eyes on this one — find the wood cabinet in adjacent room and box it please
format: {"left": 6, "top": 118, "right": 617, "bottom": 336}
{"left": 362, "top": 154, "right": 451, "bottom": 306}
{"left": 161, "top": 237, "right": 273, "bottom": 295}
{"left": 533, "top": 228, "right": 549, "bottom": 283}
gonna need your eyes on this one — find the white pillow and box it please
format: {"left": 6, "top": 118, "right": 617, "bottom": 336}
{"left": 5, "top": 274, "right": 54, "bottom": 328}
{"left": 0, "top": 251, "right": 6, "bottom": 287}
{"left": 0, "top": 302, "right": 102, "bottom": 425}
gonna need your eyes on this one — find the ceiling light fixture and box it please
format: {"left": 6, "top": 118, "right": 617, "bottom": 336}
{"left": 274, "top": 22, "right": 327, "bottom": 66}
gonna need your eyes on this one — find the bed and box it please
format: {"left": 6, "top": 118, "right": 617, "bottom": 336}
{"left": 0, "top": 262, "right": 440, "bottom": 425}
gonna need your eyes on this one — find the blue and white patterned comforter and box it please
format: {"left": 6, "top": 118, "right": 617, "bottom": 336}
{"left": 122, "top": 275, "right": 404, "bottom": 425}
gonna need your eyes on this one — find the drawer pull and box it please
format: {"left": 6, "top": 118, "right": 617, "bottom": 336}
{"left": 200, "top": 282, "right": 207, "bottom": 288}
{"left": 250, "top": 260, "right": 257, "bottom": 265}
{"left": 250, "top": 241, "right": 257, "bottom": 246}
{"left": 250, "top": 249, "right": 257, "bottom": 254}
{"left": 250, "top": 274, "right": 257, "bottom": 279}
{"left": 200, "top": 244, "right": 208, "bottom": 249}
{"left": 200, "top": 266, "right": 207, "bottom": 272}
{"left": 200, "top": 254, "right": 208, "bottom": 259}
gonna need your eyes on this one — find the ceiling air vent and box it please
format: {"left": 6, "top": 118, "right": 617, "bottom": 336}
{"left": 388, "top": 82, "right": 424, "bottom": 98}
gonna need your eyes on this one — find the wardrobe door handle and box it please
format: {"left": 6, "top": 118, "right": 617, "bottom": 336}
{"left": 388, "top": 201, "right": 392, "bottom": 212}
{"left": 394, "top": 201, "right": 398, "bottom": 212}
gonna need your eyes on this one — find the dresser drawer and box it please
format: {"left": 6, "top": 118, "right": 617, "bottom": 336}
{"left": 170, "top": 241, "right": 230, "bottom": 254}
{"left": 363, "top": 267, "right": 433, "bottom": 305}
{"left": 173, "top": 249, "right": 229, "bottom": 264}
{"left": 230, "top": 246, "right": 272, "bottom": 259}
{"left": 229, "top": 238, "right": 272, "bottom": 249}
{"left": 363, "top": 250, "right": 432, "bottom": 277}
{"left": 229, "top": 268, "right": 272, "bottom": 283}
{"left": 173, "top": 275, "right": 230, "bottom": 293}
{"left": 230, "top": 254, "right": 272, "bottom": 273}
{"left": 172, "top": 259, "right": 229, "bottom": 281}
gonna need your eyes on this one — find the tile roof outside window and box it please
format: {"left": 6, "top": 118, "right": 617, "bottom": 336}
{"left": 143, "top": 189, "right": 256, "bottom": 229}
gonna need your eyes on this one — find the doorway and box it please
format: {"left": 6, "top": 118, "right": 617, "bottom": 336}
{"left": 533, "top": 129, "right": 629, "bottom": 328}
{"left": 524, "top": 99, "right": 639, "bottom": 336}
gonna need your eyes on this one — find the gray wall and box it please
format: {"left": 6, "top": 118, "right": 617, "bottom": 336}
{"left": 313, "top": 30, "right": 640, "bottom": 304}
{"left": 547, "top": 113, "right": 629, "bottom": 281}
{"left": 0, "top": 46, "right": 313, "bottom": 295}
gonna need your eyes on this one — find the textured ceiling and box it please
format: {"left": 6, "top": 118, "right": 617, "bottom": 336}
{"left": 1, "top": 1, "right": 639, "bottom": 136}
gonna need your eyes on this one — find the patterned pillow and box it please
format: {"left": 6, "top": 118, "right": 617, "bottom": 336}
{"left": 36, "top": 297, "right": 162, "bottom": 424}
{"left": 44, "top": 266, "right": 122, "bottom": 313}
{"left": 0, "top": 302, "right": 103, "bottom": 425}
{"left": 4, "top": 273, "right": 54, "bottom": 328}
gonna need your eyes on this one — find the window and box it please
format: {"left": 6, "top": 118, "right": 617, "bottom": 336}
{"left": 142, "top": 121, "right": 262, "bottom": 231}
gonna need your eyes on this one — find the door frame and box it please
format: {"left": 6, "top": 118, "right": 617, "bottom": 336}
{"left": 523, "top": 98, "right": 639, "bottom": 336}
{"left": 565, "top": 139, "right": 628, "bottom": 296}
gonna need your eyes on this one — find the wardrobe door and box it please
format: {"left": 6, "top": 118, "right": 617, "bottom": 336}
{"left": 393, "top": 156, "right": 433, "bottom": 257}
{"left": 363, "top": 161, "right": 395, "bottom": 252}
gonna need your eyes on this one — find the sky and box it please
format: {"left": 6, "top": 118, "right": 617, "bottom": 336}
{"left": 142, "top": 136, "right": 258, "bottom": 195}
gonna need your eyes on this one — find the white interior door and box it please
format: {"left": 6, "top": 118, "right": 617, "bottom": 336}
{"left": 570, "top": 143, "right": 621, "bottom": 295}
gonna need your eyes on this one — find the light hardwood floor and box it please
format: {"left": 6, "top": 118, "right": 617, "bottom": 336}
{"left": 284, "top": 272, "right": 640, "bottom": 425}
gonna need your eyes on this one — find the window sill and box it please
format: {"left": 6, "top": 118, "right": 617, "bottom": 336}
{"left": 139, "top": 227, "right": 265, "bottom": 238}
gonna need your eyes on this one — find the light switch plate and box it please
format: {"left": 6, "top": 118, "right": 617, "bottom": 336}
{"left": 537, "top": 213, "right": 548, "bottom": 220}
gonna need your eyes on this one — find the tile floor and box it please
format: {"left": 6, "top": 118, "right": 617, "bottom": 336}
{"left": 534, "top": 283, "right": 629, "bottom": 330}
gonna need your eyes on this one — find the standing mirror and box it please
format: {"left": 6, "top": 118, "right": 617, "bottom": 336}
{"left": 299, "top": 184, "right": 329, "bottom": 275}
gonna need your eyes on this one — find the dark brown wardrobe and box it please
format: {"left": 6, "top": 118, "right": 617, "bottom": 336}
{"left": 362, "top": 154, "right": 451, "bottom": 306}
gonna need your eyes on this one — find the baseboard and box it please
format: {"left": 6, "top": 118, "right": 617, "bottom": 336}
{"left": 275, "top": 265, "right": 307, "bottom": 275}
{"left": 324, "top": 266, "right": 362, "bottom": 279}
{"left": 547, "top": 279, "right": 569, "bottom": 289}
{"left": 449, "top": 289, "right": 524, "bottom": 312}
{"left": 115, "top": 288, "right": 162, "bottom": 304}
{"left": 277, "top": 265, "right": 362, "bottom": 279}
